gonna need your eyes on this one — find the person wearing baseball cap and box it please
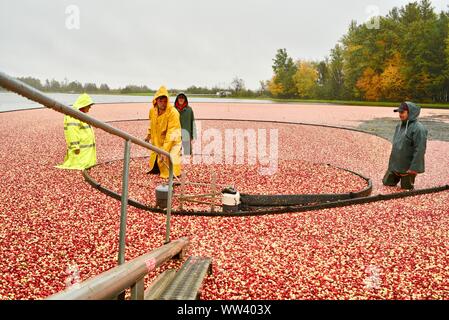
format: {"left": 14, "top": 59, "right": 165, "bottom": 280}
{"left": 382, "top": 101, "right": 428, "bottom": 190}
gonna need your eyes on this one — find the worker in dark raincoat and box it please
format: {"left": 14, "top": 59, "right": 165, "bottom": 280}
{"left": 174, "top": 93, "right": 196, "bottom": 155}
{"left": 382, "top": 101, "right": 428, "bottom": 190}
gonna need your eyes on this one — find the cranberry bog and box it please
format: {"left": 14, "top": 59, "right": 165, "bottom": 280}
{"left": 1, "top": 103, "right": 449, "bottom": 300}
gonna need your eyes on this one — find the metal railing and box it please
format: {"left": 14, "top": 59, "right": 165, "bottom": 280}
{"left": 46, "top": 237, "right": 189, "bottom": 300}
{"left": 0, "top": 71, "right": 175, "bottom": 268}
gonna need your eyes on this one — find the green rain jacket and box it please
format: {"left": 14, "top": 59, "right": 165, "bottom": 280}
{"left": 56, "top": 94, "right": 97, "bottom": 170}
{"left": 387, "top": 102, "right": 428, "bottom": 174}
{"left": 175, "top": 93, "right": 196, "bottom": 155}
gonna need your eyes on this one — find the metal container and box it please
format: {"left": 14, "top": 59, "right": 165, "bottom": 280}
{"left": 155, "top": 184, "right": 169, "bottom": 209}
{"left": 222, "top": 188, "right": 240, "bottom": 213}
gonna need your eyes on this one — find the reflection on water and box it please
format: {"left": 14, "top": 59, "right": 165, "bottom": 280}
{"left": 0, "top": 92, "right": 274, "bottom": 112}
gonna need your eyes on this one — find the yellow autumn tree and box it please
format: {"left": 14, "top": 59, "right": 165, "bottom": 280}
{"left": 380, "top": 53, "right": 407, "bottom": 101}
{"left": 356, "top": 67, "right": 382, "bottom": 101}
{"left": 267, "top": 76, "right": 284, "bottom": 97}
{"left": 293, "top": 61, "right": 318, "bottom": 98}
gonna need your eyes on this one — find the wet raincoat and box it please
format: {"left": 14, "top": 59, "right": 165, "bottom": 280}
{"left": 175, "top": 93, "right": 196, "bottom": 155}
{"left": 387, "top": 102, "right": 428, "bottom": 174}
{"left": 147, "top": 86, "right": 182, "bottom": 178}
{"left": 56, "top": 94, "right": 96, "bottom": 170}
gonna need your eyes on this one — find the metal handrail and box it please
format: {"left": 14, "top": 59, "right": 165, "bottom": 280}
{"left": 0, "top": 72, "right": 171, "bottom": 155}
{"left": 46, "top": 237, "right": 189, "bottom": 300}
{"left": 0, "top": 71, "right": 175, "bottom": 263}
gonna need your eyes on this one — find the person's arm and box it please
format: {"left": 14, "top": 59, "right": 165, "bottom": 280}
{"left": 65, "top": 118, "right": 81, "bottom": 154}
{"left": 408, "top": 126, "right": 427, "bottom": 174}
{"left": 145, "top": 108, "right": 152, "bottom": 142}
{"left": 191, "top": 108, "right": 197, "bottom": 140}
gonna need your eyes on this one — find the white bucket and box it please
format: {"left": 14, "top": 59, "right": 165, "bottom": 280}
{"left": 222, "top": 192, "right": 240, "bottom": 213}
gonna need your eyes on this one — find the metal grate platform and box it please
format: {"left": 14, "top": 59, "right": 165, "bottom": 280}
{"left": 157, "top": 256, "right": 212, "bottom": 300}
{"left": 144, "top": 269, "right": 177, "bottom": 300}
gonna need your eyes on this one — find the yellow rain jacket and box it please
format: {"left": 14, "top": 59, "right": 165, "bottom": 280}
{"left": 148, "top": 86, "right": 182, "bottom": 178}
{"left": 56, "top": 94, "right": 97, "bottom": 170}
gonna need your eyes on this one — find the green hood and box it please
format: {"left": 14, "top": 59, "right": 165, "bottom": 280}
{"left": 404, "top": 101, "right": 421, "bottom": 122}
{"left": 388, "top": 101, "right": 428, "bottom": 174}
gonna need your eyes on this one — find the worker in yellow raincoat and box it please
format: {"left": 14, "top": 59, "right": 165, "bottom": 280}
{"left": 56, "top": 93, "right": 96, "bottom": 170}
{"left": 145, "top": 86, "right": 182, "bottom": 179}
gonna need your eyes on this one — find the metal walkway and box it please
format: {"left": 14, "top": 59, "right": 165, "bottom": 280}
{"left": 146, "top": 256, "right": 213, "bottom": 300}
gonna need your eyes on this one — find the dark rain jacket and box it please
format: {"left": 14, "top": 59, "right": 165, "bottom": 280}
{"left": 175, "top": 93, "right": 197, "bottom": 155}
{"left": 387, "top": 102, "right": 428, "bottom": 174}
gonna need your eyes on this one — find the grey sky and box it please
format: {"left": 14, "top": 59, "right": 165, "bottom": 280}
{"left": 1, "top": 0, "right": 448, "bottom": 90}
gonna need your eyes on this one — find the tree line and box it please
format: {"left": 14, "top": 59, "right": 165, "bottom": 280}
{"left": 3, "top": 1, "right": 445, "bottom": 103}
{"left": 0, "top": 77, "right": 152, "bottom": 95}
{"left": 0, "top": 76, "right": 266, "bottom": 97}
{"left": 267, "top": 0, "right": 449, "bottom": 103}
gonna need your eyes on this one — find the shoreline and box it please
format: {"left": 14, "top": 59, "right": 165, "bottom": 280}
{"left": 2, "top": 91, "right": 449, "bottom": 112}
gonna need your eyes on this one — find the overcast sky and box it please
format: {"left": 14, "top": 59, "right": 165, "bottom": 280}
{"left": 1, "top": 0, "right": 448, "bottom": 90}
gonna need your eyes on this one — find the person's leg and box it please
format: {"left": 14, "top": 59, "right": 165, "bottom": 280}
{"left": 400, "top": 174, "right": 416, "bottom": 190}
{"left": 181, "top": 129, "right": 192, "bottom": 156}
{"left": 382, "top": 171, "right": 400, "bottom": 186}
{"left": 182, "top": 140, "right": 192, "bottom": 156}
{"left": 147, "top": 156, "right": 161, "bottom": 174}
{"left": 181, "top": 141, "right": 186, "bottom": 155}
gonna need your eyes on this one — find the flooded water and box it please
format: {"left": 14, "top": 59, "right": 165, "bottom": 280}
{"left": 0, "top": 92, "right": 274, "bottom": 112}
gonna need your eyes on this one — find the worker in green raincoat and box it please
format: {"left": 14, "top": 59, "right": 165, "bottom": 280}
{"left": 383, "top": 102, "right": 428, "bottom": 190}
{"left": 56, "top": 93, "right": 96, "bottom": 170}
{"left": 174, "top": 93, "right": 196, "bottom": 155}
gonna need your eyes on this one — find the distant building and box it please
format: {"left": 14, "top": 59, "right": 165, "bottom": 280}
{"left": 216, "top": 91, "right": 232, "bottom": 97}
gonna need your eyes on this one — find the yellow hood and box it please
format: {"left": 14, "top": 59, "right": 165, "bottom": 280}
{"left": 73, "top": 93, "right": 94, "bottom": 110}
{"left": 152, "top": 86, "right": 173, "bottom": 108}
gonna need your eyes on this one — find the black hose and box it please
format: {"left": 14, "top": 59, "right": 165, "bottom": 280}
{"left": 240, "top": 166, "right": 373, "bottom": 207}
{"left": 82, "top": 168, "right": 449, "bottom": 216}
{"left": 82, "top": 119, "right": 449, "bottom": 217}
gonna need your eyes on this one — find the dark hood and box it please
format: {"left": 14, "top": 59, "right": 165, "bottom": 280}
{"left": 175, "top": 92, "right": 189, "bottom": 106}
{"left": 404, "top": 101, "right": 421, "bottom": 122}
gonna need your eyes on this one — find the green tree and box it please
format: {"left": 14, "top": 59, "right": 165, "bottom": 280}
{"left": 269, "top": 48, "right": 297, "bottom": 98}
{"left": 99, "top": 83, "right": 110, "bottom": 93}
{"left": 230, "top": 77, "right": 245, "bottom": 95}
{"left": 336, "top": 0, "right": 449, "bottom": 102}
{"left": 315, "top": 59, "right": 331, "bottom": 99}
{"left": 341, "top": 20, "right": 370, "bottom": 99}
{"left": 84, "top": 83, "right": 98, "bottom": 93}
{"left": 399, "top": 1, "right": 437, "bottom": 100}
{"left": 258, "top": 80, "right": 270, "bottom": 96}
{"left": 66, "top": 81, "right": 83, "bottom": 93}
{"left": 328, "top": 44, "right": 345, "bottom": 99}
{"left": 17, "top": 77, "right": 43, "bottom": 91}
